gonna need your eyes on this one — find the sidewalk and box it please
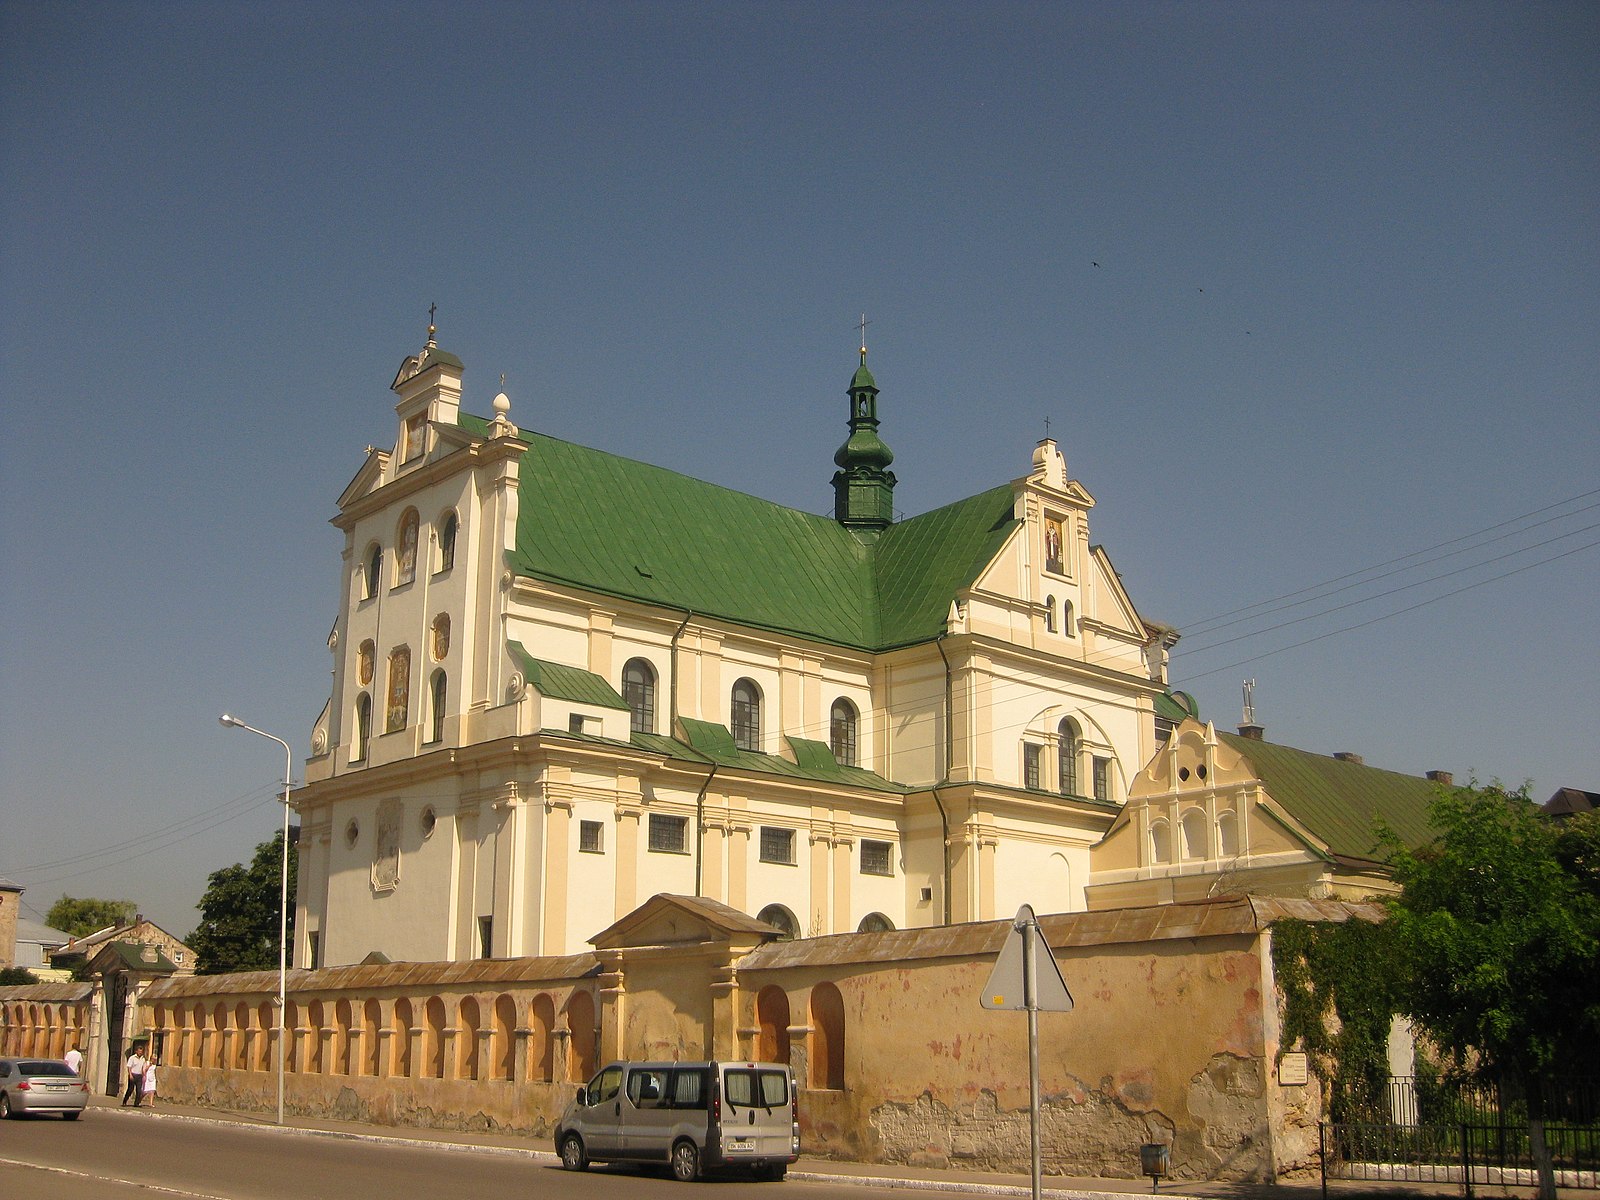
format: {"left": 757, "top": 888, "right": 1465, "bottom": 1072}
{"left": 85, "top": 1094, "right": 1497, "bottom": 1200}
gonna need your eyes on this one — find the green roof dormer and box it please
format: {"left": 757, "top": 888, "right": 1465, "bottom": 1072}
{"left": 832, "top": 350, "right": 897, "bottom": 535}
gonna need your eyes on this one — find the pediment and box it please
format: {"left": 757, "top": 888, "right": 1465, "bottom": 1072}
{"left": 337, "top": 449, "right": 390, "bottom": 510}
{"left": 589, "top": 893, "right": 777, "bottom": 951}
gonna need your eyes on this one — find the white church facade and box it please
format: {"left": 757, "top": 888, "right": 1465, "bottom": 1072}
{"left": 294, "top": 326, "right": 1179, "bottom": 968}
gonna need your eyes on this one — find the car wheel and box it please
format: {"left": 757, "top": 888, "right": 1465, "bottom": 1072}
{"left": 764, "top": 1164, "right": 788, "bottom": 1181}
{"left": 671, "top": 1140, "right": 700, "bottom": 1182}
{"left": 0, "top": 1093, "right": 12, "bottom": 1119}
{"left": 63, "top": 1111, "right": 81, "bottom": 1121}
{"left": 559, "top": 1134, "right": 588, "bottom": 1171}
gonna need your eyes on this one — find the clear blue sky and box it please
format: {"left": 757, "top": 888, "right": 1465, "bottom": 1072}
{"left": 3, "top": 1, "right": 1595, "bottom": 937}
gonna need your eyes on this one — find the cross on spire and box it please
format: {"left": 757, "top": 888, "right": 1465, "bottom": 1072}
{"left": 858, "top": 313, "right": 871, "bottom": 361}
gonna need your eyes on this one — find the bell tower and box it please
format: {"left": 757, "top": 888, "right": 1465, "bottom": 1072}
{"left": 831, "top": 334, "right": 896, "bottom": 536}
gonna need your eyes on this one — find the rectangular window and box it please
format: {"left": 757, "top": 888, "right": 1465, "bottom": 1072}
{"left": 861, "top": 839, "right": 894, "bottom": 877}
{"left": 579, "top": 819, "right": 605, "bottom": 854}
{"left": 648, "top": 813, "right": 688, "bottom": 854}
{"left": 478, "top": 915, "right": 494, "bottom": 959}
{"left": 759, "top": 826, "right": 796, "bottom": 865}
{"left": 1093, "top": 756, "right": 1111, "bottom": 802}
{"left": 568, "top": 713, "right": 587, "bottom": 735}
{"left": 1023, "top": 744, "right": 1042, "bottom": 791}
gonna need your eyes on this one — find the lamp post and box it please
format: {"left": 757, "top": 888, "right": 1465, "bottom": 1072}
{"left": 218, "top": 713, "right": 292, "bottom": 1126}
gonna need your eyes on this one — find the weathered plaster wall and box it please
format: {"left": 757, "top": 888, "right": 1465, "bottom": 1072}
{"left": 743, "top": 933, "right": 1274, "bottom": 1181}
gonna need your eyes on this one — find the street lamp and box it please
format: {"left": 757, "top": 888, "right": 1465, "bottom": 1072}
{"left": 218, "top": 713, "right": 292, "bottom": 1126}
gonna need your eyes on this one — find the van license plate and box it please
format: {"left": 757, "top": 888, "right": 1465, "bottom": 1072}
{"left": 728, "top": 1139, "right": 755, "bottom": 1153}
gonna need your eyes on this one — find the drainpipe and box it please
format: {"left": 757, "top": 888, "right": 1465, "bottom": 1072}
{"left": 669, "top": 609, "right": 692, "bottom": 734}
{"left": 693, "top": 764, "right": 718, "bottom": 899}
{"left": 933, "top": 635, "right": 957, "bottom": 926}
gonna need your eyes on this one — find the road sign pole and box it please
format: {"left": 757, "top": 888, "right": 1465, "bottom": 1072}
{"left": 1023, "top": 915, "right": 1041, "bottom": 1200}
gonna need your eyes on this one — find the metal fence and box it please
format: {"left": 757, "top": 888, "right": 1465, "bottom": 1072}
{"left": 1320, "top": 1077, "right": 1600, "bottom": 1194}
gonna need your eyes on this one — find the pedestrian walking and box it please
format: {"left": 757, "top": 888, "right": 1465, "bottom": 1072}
{"left": 141, "top": 1058, "right": 159, "bottom": 1107}
{"left": 64, "top": 1043, "right": 84, "bottom": 1076}
{"left": 121, "top": 1047, "right": 146, "bottom": 1105}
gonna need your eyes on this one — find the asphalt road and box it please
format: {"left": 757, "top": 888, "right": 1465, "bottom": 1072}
{"left": 0, "top": 1109, "right": 920, "bottom": 1200}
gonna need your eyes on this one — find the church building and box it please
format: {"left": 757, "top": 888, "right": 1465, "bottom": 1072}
{"left": 295, "top": 326, "right": 1178, "bottom": 967}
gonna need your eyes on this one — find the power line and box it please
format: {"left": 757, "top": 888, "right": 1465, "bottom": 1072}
{"left": 1179, "top": 499, "right": 1600, "bottom": 641}
{"left": 1174, "top": 538, "right": 1600, "bottom": 685}
{"left": 1178, "top": 486, "right": 1600, "bottom": 635}
{"left": 1174, "top": 519, "right": 1600, "bottom": 659}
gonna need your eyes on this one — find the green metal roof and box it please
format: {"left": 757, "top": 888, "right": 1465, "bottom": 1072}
{"left": 666, "top": 718, "right": 904, "bottom": 792}
{"left": 1217, "top": 732, "right": 1438, "bottom": 863}
{"left": 508, "top": 643, "right": 630, "bottom": 710}
{"left": 1155, "top": 690, "right": 1200, "bottom": 724}
{"left": 488, "top": 419, "right": 1021, "bottom": 653}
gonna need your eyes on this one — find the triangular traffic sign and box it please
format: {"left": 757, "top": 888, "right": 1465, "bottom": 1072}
{"left": 981, "top": 904, "right": 1074, "bottom": 1012}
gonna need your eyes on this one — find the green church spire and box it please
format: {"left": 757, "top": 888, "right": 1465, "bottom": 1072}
{"left": 832, "top": 339, "right": 896, "bottom": 536}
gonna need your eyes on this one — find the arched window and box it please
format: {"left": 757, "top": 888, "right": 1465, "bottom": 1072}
{"left": 731, "top": 678, "right": 762, "bottom": 751}
{"left": 622, "top": 659, "right": 656, "bottom": 734}
{"left": 306, "top": 1001, "right": 324, "bottom": 1074}
{"left": 391, "top": 998, "right": 413, "bottom": 1079}
{"left": 212, "top": 1001, "right": 227, "bottom": 1070}
{"left": 809, "top": 982, "right": 845, "bottom": 1090}
{"left": 256, "top": 1001, "right": 273, "bottom": 1072}
{"left": 1217, "top": 811, "right": 1239, "bottom": 858}
{"left": 458, "top": 996, "right": 481, "bottom": 1081}
{"left": 1181, "top": 809, "right": 1207, "bottom": 860}
{"left": 335, "top": 999, "right": 353, "bottom": 1075}
{"left": 363, "top": 544, "right": 383, "bottom": 601}
{"left": 437, "top": 511, "right": 457, "bottom": 573}
{"left": 424, "top": 997, "right": 446, "bottom": 1079}
{"left": 757, "top": 904, "right": 799, "bottom": 941}
{"left": 1057, "top": 718, "right": 1081, "bottom": 797}
{"left": 857, "top": 912, "right": 893, "bottom": 933}
{"left": 756, "top": 985, "right": 791, "bottom": 1065}
{"left": 363, "top": 999, "right": 382, "bottom": 1076}
{"left": 564, "top": 992, "right": 596, "bottom": 1083}
{"left": 395, "top": 508, "right": 420, "bottom": 586}
{"left": 529, "top": 994, "right": 555, "bottom": 1084}
{"left": 189, "top": 1005, "right": 206, "bottom": 1070}
{"left": 428, "top": 671, "right": 447, "bottom": 745}
{"left": 492, "top": 994, "right": 516, "bottom": 1082}
{"left": 1044, "top": 595, "right": 1057, "bottom": 633}
{"left": 830, "top": 698, "right": 858, "bottom": 767}
{"left": 386, "top": 646, "right": 411, "bottom": 733}
{"left": 353, "top": 693, "right": 372, "bottom": 762}
{"left": 1149, "top": 819, "right": 1172, "bottom": 865}
{"left": 1062, "top": 599, "right": 1075, "bottom": 637}
{"left": 234, "top": 1001, "right": 249, "bottom": 1069}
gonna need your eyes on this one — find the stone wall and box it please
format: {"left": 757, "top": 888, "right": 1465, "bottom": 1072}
{"left": 3, "top": 894, "right": 1368, "bottom": 1182}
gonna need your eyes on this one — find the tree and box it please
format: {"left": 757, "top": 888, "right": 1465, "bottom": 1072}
{"left": 45, "top": 896, "right": 137, "bottom": 939}
{"left": 0, "top": 966, "right": 40, "bottom": 985}
{"left": 187, "top": 829, "right": 297, "bottom": 976}
{"left": 1383, "top": 783, "right": 1600, "bottom": 1200}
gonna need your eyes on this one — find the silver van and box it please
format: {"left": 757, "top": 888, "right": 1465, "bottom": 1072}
{"left": 555, "top": 1060, "right": 798, "bottom": 1181}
